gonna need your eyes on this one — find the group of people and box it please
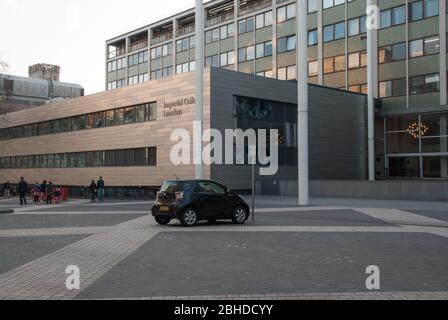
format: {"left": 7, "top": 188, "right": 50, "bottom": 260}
{"left": 2, "top": 178, "right": 61, "bottom": 205}
{"left": 88, "top": 176, "right": 105, "bottom": 202}
{"left": 2, "top": 176, "right": 106, "bottom": 204}
{"left": 30, "top": 180, "right": 60, "bottom": 205}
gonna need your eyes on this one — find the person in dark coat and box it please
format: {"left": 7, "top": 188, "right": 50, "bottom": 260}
{"left": 46, "top": 181, "right": 54, "bottom": 204}
{"left": 40, "top": 180, "right": 47, "bottom": 204}
{"left": 89, "top": 180, "right": 97, "bottom": 203}
{"left": 18, "top": 177, "right": 28, "bottom": 205}
{"left": 97, "top": 176, "right": 105, "bottom": 202}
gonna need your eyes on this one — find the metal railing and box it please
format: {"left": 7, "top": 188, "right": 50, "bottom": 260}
{"left": 107, "top": 48, "right": 126, "bottom": 59}
{"left": 151, "top": 33, "right": 173, "bottom": 45}
{"left": 239, "top": 0, "right": 271, "bottom": 16}
{"left": 177, "top": 24, "right": 195, "bottom": 37}
{"left": 205, "top": 11, "right": 234, "bottom": 27}
{"left": 129, "top": 41, "right": 148, "bottom": 52}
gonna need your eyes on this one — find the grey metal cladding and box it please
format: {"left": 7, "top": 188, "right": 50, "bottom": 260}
{"left": 209, "top": 67, "right": 367, "bottom": 187}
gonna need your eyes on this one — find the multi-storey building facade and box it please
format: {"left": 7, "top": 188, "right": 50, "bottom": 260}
{"left": 105, "top": 0, "right": 447, "bottom": 180}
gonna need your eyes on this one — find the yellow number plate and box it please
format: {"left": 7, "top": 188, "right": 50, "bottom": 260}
{"left": 159, "top": 206, "right": 170, "bottom": 212}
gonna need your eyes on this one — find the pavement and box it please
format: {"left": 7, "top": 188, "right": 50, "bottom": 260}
{"left": 0, "top": 196, "right": 447, "bottom": 300}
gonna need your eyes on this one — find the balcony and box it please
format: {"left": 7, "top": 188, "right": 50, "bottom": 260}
{"left": 177, "top": 14, "right": 195, "bottom": 37}
{"left": 151, "top": 23, "right": 174, "bottom": 45}
{"left": 239, "top": 0, "right": 271, "bottom": 16}
{"left": 205, "top": 1, "right": 234, "bottom": 27}
{"left": 107, "top": 40, "right": 126, "bottom": 59}
{"left": 129, "top": 32, "right": 148, "bottom": 52}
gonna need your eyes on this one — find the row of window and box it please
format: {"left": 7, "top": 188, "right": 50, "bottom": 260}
{"left": 107, "top": 57, "right": 127, "bottom": 72}
{"left": 107, "top": 79, "right": 126, "bottom": 91}
{"left": 0, "top": 147, "right": 157, "bottom": 169}
{"left": 381, "top": 0, "right": 438, "bottom": 29}
{"left": 176, "top": 61, "right": 196, "bottom": 74}
{"left": 128, "top": 51, "right": 148, "bottom": 67}
{"left": 379, "top": 36, "right": 439, "bottom": 64}
{"left": 151, "top": 43, "right": 173, "bottom": 60}
{"left": 0, "top": 103, "right": 157, "bottom": 141}
{"left": 128, "top": 73, "right": 149, "bottom": 85}
{"left": 379, "top": 73, "right": 440, "bottom": 98}
{"left": 308, "top": 50, "right": 367, "bottom": 76}
{"left": 206, "top": 23, "right": 234, "bottom": 44}
{"left": 176, "top": 35, "right": 195, "bottom": 53}
{"left": 150, "top": 66, "right": 174, "bottom": 80}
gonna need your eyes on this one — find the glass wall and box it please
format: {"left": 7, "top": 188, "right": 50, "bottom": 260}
{"left": 385, "top": 112, "right": 448, "bottom": 179}
{"left": 0, "top": 102, "right": 157, "bottom": 141}
{"left": 234, "top": 96, "right": 297, "bottom": 166}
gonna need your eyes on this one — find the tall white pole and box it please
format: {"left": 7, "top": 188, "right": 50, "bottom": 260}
{"left": 195, "top": 0, "right": 204, "bottom": 179}
{"left": 297, "top": 0, "right": 309, "bottom": 206}
{"left": 367, "top": 0, "right": 376, "bottom": 181}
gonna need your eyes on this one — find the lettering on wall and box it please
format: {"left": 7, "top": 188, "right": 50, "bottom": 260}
{"left": 163, "top": 97, "right": 195, "bottom": 117}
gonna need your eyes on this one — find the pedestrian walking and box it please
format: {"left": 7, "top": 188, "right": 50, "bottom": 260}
{"left": 97, "top": 176, "right": 105, "bottom": 202}
{"left": 40, "top": 180, "right": 47, "bottom": 204}
{"left": 89, "top": 180, "right": 97, "bottom": 202}
{"left": 32, "top": 183, "right": 41, "bottom": 204}
{"left": 46, "top": 181, "right": 54, "bottom": 204}
{"left": 17, "top": 177, "right": 28, "bottom": 205}
{"left": 4, "top": 181, "right": 11, "bottom": 198}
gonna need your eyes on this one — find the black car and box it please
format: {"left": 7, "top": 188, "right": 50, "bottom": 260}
{"left": 151, "top": 180, "right": 250, "bottom": 227}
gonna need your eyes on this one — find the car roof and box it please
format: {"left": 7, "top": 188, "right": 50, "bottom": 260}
{"left": 163, "top": 179, "right": 223, "bottom": 185}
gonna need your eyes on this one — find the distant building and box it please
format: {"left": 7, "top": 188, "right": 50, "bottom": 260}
{"left": 0, "top": 72, "right": 84, "bottom": 115}
{"left": 28, "top": 63, "right": 60, "bottom": 81}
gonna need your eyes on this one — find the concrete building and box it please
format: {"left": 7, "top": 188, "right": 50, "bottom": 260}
{"left": 0, "top": 68, "right": 367, "bottom": 197}
{"left": 0, "top": 73, "right": 84, "bottom": 114}
{"left": 105, "top": 0, "right": 448, "bottom": 180}
{"left": 28, "top": 64, "right": 61, "bottom": 81}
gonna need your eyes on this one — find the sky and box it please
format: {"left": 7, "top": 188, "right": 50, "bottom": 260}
{"left": 0, "top": 0, "right": 197, "bottom": 95}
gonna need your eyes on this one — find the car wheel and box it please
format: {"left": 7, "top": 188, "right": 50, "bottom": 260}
{"left": 232, "top": 206, "right": 248, "bottom": 224}
{"left": 154, "top": 216, "right": 171, "bottom": 225}
{"left": 180, "top": 208, "right": 199, "bottom": 227}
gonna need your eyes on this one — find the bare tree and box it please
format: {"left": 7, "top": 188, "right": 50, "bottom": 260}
{"left": 0, "top": 55, "right": 8, "bottom": 74}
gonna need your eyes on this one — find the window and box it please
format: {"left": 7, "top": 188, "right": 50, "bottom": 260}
{"left": 205, "top": 54, "right": 219, "bottom": 67}
{"left": 324, "top": 57, "right": 334, "bottom": 74}
{"left": 238, "top": 17, "right": 254, "bottom": 34}
{"left": 308, "top": 0, "right": 318, "bottom": 13}
{"left": 308, "top": 61, "right": 318, "bottom": 76}
{"left": 277, "top": 3, "right": 295, "bottom": 23}
{"left": 238, "top": 45, "right": 255, "bottom": 62}
{"left": 348, "top": 52, "right": 360, "bottom": 69}
{"left": 334, "top": 22, "right": 345, "bottom": 40}
{"left": 409, "top": 73, "right": 440, "bottom": 95}
{"left": 220, "top": 23, "right": 234, "bottom": 40}
{"left": 411, "top": 1, "right": 424, "bottom": 21}
{"left": 308, "top": 29, "right": 318, "bottom": 46}
{"left": 348, "top": 18, "right": 360, "bottom": 36}
{"left": 205, "top": 28, "right": 220, "bottom": 44}
{"left": 220, "top": 51, "right": 235, "bottom": 67}
{"left": 278, "top": 35, "right": 296, "bottom": 53}
{"left": 277, "top": 65, "right": 296, "bottom": 81}
{"left": 256, "top": 11, "right": 272, "bottom": 29}
{"left": 380, "top": 10, "right": 392, "bottom": 28}
{"left": 378, "top": 42, "right": 406, "bottom": 64}
{"left": 256, "top": 42, "right": 273, "bottom": 59}
{"left": 410, "top": 36, "right": 440, "bottom": 58}
{"left": 379, "top": 79, "right": 406, "bottom": 98}
{"left": 147, "top": 102, "right": 157, "bottom": 121}
{"left": 425, "top": 0, "right": 439, "bottom": 17}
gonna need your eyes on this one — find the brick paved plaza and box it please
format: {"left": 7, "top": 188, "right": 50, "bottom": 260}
{"left": 0, "top": 196, "right": 447, "bottom": 300}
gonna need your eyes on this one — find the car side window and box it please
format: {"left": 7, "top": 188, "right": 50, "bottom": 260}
{"left": 208, "top": 182, "right": 226, "bottom": 194}
{"left": 196, "top": 181, "right": 226, "bottom": 194}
